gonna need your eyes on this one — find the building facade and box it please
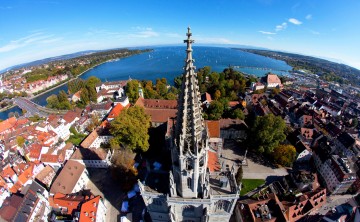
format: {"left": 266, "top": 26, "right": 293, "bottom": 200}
{"left": 139, "top": 28, "right": 239, "bottom": 222}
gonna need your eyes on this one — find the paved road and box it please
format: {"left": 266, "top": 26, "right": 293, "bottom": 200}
{"left": 14, "top": 97, "right": 48, "bottom": 117}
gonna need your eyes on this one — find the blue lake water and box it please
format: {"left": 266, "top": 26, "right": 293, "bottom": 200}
{"left": 0, "top": 46, "right": 292, "bottom": 119}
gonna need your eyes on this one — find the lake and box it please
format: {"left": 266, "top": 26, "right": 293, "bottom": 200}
{"left": 0, "top": 46, "right": 291, "bottom": 119}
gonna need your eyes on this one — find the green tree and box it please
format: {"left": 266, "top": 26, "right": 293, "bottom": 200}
{"left": 110, "top": 106, "right": 151, "bottom": 152}
{"left": 230, "top": 108, "right": 245, "bottom": 120}
{"left": 156, "top": 78, "right": 167, "bottom": 97}
{"left": 126, "top": 80, "right": 140, "bottom": 103}
{"left": 80, "top": 88, "right": 90, "bottom": 104}
{"left": 16, "top": 136, "right": 25, "bottom": 147}
{"left": 86, "top": 76, "right": 101, "bottom": 88}
{"left": 86, "top": 85, "right": 98, "bottom": 102}
{"left": 235, "top": 166, "right": 243, "bottom": 185}
{"left": 214, "top": 90, "right": 221, "bottom": 100}
{"left": 272, "top": 144, "right": 296, "bottom": 167}
{"left": 46, "top": 94, "right": 60, "bottom": 109}
{"left": 58, "top": 90, "right": 68, "bottom": 103}
{"left": 207, "top": 100, "right": 224, "bottom": 120}
{"left": 249, "top": 114, "right": 286, "bottom": 154}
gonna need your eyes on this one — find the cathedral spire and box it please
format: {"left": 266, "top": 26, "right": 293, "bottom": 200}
{"left": 175, "top": 27, "right": 206, "bottom": 156}
{"left": 172, "top": 27, "right": 209, "bottom": 198}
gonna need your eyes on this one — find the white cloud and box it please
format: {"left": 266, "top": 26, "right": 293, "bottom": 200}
{"left": 306, "top": 14, "right": 312, "bottom": 20}
{"left": 275, "top": 22, "right": 287, "bottom": 31}
{"left": 289, "top": 18, "right": 302, "bottom": 25}
{"left": 129, "top": 27, "right": 159, "bottom": 38}
{"left": 259, "top": 31, "right": 276, "bottom": 35}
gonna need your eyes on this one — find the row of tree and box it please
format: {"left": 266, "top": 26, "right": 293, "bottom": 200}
{"left": 46, "top": 76, "right": 101, "bottom": 110}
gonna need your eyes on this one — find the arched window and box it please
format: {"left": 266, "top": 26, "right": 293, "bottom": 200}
{"left": 187, "top": 177, "right": 192, "bottom": 189}
{"left": 215, "top": 200, "right": 231, "bottom": 212}
{"left": 182, "top": 205, "right": 195, "bottom": 217}
{"left": 186, "top": 159, "right": 193, "bottom": 170}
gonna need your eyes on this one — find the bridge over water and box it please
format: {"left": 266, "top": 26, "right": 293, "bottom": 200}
{"left": 13, "top": 97, "right": 68, "bottom": 117}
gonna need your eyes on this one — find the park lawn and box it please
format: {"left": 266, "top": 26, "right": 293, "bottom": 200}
{"left": 240, "top": 179, "right": 265, "bottom": 196}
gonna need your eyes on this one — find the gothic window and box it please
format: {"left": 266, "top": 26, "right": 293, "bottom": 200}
{"left": 153, "top": 199, "right": 162, "bottom": 206}
{"left": 199, "top": 157, "right": 204, "bottom": 167}
{"left": 182, "top": 205, "right": 195, "bottom": 217}
{"left": 186, "top": 159, "right": 193, "bottom": 170}
{"left": 187, "top": 177, "right": 192, "bottom": 189}
{"left": 215, "top": 200, "right": 231, "bottom": 212}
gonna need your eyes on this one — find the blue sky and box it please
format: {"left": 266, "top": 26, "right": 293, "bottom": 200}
{"left": 1, "top": 0, "right": 360, "bottom": 70}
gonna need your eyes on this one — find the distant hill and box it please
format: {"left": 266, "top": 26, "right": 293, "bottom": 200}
{"left": 237, "top": 48, "right": 360, "bottom": 86}
{"left": 0, "top": 50, "right": 101, "bottom": 73}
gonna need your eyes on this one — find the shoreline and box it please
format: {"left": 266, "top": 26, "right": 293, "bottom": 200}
{"left": 30, "top": 59, "right": 112, "bottom": 100}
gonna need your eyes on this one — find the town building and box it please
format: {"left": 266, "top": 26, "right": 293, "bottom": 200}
{"left": 135, "top": 97, "right": 177, "bottom": 127}
{"left": 70, "top": 147, "right": 112, "bottom": 168}
{"left": 261, "top": 73, "right": 281, "bottom": 88}
{"left": 139, "top": 28, "right": 239, "bottom": 222}
{"left": 78, "top": 195, "right": 107, "bottom": 222}
{"left": 50, "top": 160, "right": 89, "bottom": 195}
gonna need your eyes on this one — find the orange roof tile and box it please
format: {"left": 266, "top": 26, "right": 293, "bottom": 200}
{"left": 80, "top": 129, "right": 99, "bottom": 148}
{"left": 267, "top": 74, "right": 281, "bottom": 84}
{"left": 50, "top": 160, "right": 86, "bottom": 194}
{"left": 0, "top": 117, "right": 17, "bottom": 134}
{"left": 41, "top": 154, "right": 63, "bottom": 163}
{"left": 207, "top": 151, "right": 221, "bottom": 173}
{"left": 107, "top": 103, "right": 125, "bottom": 119}
{"left": 135, "top": 98, "right": 177, "bottom": 109}
{"left": 206, "top": 120, "right": 220, "bottom": 138}
{"left": 0, "top": 165, "right": 16, "bottom": 179}
{"left": 79, "top": 196, "right": 101, "bottom": 222}
{"left": 144, "top": 108, "right": 177, "bottom": 123}
{"left": 50, "top": 192, "right": 85, "bottom": 215}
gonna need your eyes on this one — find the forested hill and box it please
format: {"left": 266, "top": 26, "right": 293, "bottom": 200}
{"left": 237, "top": 48, "right": 360, "bottom": 86}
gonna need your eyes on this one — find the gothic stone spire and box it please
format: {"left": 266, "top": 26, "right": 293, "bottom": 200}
{"left": 172, "top": 27, "right": 209, "bottom": 198}
{"left": 175, "top": 27, "right": 207, "bottom": 157}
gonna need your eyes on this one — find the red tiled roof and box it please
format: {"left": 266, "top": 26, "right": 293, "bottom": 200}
{"left": 144, "top": 108, "right": 177, "bottom": 123}
{"left": 135, "top": 98, "right": 177, "bottom": 109}
{"left": 80, "top": 130, "right": 99, "bottom": 149}
{"left": 35, "top": 165, "right": 56, "bottom": 187}
{"left": 206, "top": 120, "right": 220, "bottom": 138}
{"left": 207, "top": 151, "right": 221, "bottom": 172}
{"left": 0, "top": 165, "right": 16, "bottom": 179}
{"left": 267, "top": 74, "right": 281, "bottom": 84}
{"left": 50, "top": 160, "right": 86, "bottom": 194}
{"left": 79, "top": 196, "right": 101, "bottom": 222}
{"left": 28, "top": 143, "right": 42, "bottom": 159}
{"left": 107, "top": 103, "right": 125, "bottom": 119}
{"left": 63, "top": 109, "right": 81, "bottom": 124}
{"left": 50, "top": 192, "right": 85, "bottom": 215}
{"left": 0, "top": 117, "right": 17, "bottom": 134}
{"left": 300, "top": 128, "right": 314, "bottom": 140}
{"left": 41, "top": 154, "right": 63, "bottom": 163}
{"left": 228, "top": 101, "right": 240, "bottom": 107}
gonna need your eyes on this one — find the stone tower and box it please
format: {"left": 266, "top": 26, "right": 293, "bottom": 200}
{"left": 171, "top": 27, "right": 209, "bottom": 199}
{"left": 139, "top": 28, "right": 239, "bottom": 222}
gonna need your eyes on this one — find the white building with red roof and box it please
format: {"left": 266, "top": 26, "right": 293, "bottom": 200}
{"left": 78, "top": 195, "right": 107, "bottom": 222}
